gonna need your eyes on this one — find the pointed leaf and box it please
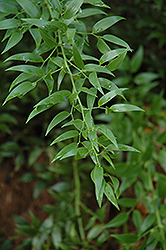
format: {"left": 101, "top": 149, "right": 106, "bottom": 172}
{"left": 48, "top": 0, "right": 62, "bottom": 13}
{"left": 102, "top": 152, "right": 115, "bottom": 169}
{"left": 29, "top": 28, "right": 41, "bottom": 49}
{"left": 110, "top": 104, "right": 144, "bottom": 112}
{"left": 3, "top": 82, "right": 36, "bottom": 105}
{"left": 6, "top": 65, "right": 45, "bottom": 77}
{"left": 98, "top": 124, "right": 118, "bottom": 148}
{"left": 34, "top": 90, "right": 70, "bottom": 107}
{"left": 78, "top": 8, "right": 106, "bottom": 18}
{"left": 93, "top": 16, "right": 125, "bottom": 33}
{"left": 22, "top": 18, "right": 50, "bottom": 28}
{"left": 0, "top": 19, "right": 21, "bottom": 30}
{"left": 88, "top": 129, "right": 99, "bottom": 152}
{"left": 130, "top": 45, "right": 144, "bottom": 73}
{"left": 84, "top": 0, "right": 110, "bottom": 8}
{"left": 73, "top": 43, "right": 84, "bottom": 69}
{"left": 64, "top": 0, "right": 84, "bottom": 19}
{"left": 97, "top": 38, "right": 110, "bottom": 54}
{"left": 100, "top": 49, "right": 125, "bottom": 64}
{"left": 106, "top": 212, "right": 129, "bottom": 228}
{"left": 111, "top": 234, "right": 138, "bottom": 244}
{"left": 5, "top": 52, "right": 43, "bottom": 63}
{"left": 118, "top": 144, "right": 140, "bottom": 153}
{"left": 84, "top": 64, "right": 114, "bottom": 76}
{"left": 57, "top": 69, "right": 66, "bottom": 90}
{"left": 26, "top": 104, "right": 53, "bottom": 123}
{"left": 16, "top": 0, "right": 40, "bottom": 18}
{"left": 9, "top": 72, "right": 34, "bottom": 91}
{"left": 91, "top": 167, "right": 105, "bottom": 207}
{"left": 98, "top": 88, "right": 126, "bottom": 107}
{"left": 2, "top": 31, "right": 23, "bottom": 54}
{"left": 0, "top": 2, "right": 18, "bottom": 14}
{"left": 39, "top": 28, "right": 58, "bottom": 47}
{"left": 104, "top": 183, "right": 119, "bottom": 210}
{"left": 140, "top": 213, "right": 156, "bottom": 234}
{"left": 51, "top": 130, "right": 78, "bottom": 145}
{"left": 44, "top": 72, "right": 54, "bottom": 95}
{"left": 46, "top": 111, "right": 70, "bottom": 135}
{"left": 106, "top": 50, "right": 127, "bottom": 71}
{"left": 87, "top": 87, "right": 97, "bottom": 109}
{"left": 87, "top": 224, "right": 104, "bottom": 239}
{"left": 81, "top": 87, "right": 97, "bottom": 97}
{"left": 52, "top": 142, "right": 77, "bottom": 161}
{"left": 103, "top": 34, "right": 131, "bottom": 50}
{"left": 89, "top": 71, "right": 104, "bottom": 94}
{"left": 85, "top": 111, "right": 94, "bottom": 130}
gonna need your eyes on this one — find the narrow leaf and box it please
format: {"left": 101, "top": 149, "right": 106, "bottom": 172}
{"left": 5, "top": 53, "right": 43, "bottom": 63}
{"left": 106, "top": 50, "right": 127, "bottom": 71}
{"left": 103, "top": 34, "right": 131, "bottom": 50}
{"left": 73, "top": 43, "right": 84, "bottom": 69}
{"left": 39, "top": 28, "right": 58, "bottom": 47}
{"left": 6, "top": 65, "right": 45, "bottom": 77}
{"left": 52, "top": 142, "right": 77, "bottom": 161}
{"left": 57, "top": 69, "right": 66, "bottom": 90}
{"left": 51, "top": 130, "right": 78, "bottom": 145}
{"left": 81, "top": 87, "right": 97, "bottom": 97}
{"left": 2, "top": 31, "right": 23, "bottom": 54}
{"left": 91, "top": 167, "right": 105, "bottom": 207}
{"left": 130, "top": 45, "right": 144, "bottom": 73}
{"left": 84, "top": 0, "right": 110, "bottom": 8}
{"left": 111, "top": 234, "right": 138, "bottom": 244}
{"left": 9, "top": 72, "right": 34, "bottom": 91}
{"left": 48, "top": 0, "right": 62, "bottom": 13}
{"left": 87, "top": 224, "right": 104, "bottom": 239}
{"left": 93, "top": 16, "right": 125, "bottom": 33}
{"left": 16, "top": 0, "right": 40, "bottom": 18}
{"left": 110, "top": 104, "right": 144, "bottom": 112}
{"left": 106, "top": 212, "right": 129, "bottom": 228}
{"left": 64, "top": 0, "right": 84, "bottom": 19}
{"left": 78, "top": 8, "right": 106, "bottom": 18}
{"left": 44, "top": 72, "right": 54, "bottom": 95}
{"left": 0, "top": 19, "right": 20, "bottom": 30}
{"left": 26, "top": 104, "right": 53, "bottom": 123}
{"left": 98, "top": 88, "right": 126, "bottom": 107}
{"left": 100, "top": 48, "right": 125, "bottom": 64}
{"left": 29, "top": 28, "right": 42, "bottom": 49}
{"left": 87, "top": 87, "right": 97, "bottom": 109}
{"left": 3, "top": 82, "right": 36, "bottom": 105}
{"left": 84, "top": 64, "right": 114, "bottom": 76}
{"left": 104, "top": 183, "right": 119, "bottom": 210}
{"left": 0, "top": 2, "right": 18, "bottom": 14}
{"left": 46, "top": 111, "right": 70, "bottom": 135}
{"left": 89, "top": 71, "right": 104, "bottom": 94}
{"left": 97, "top": 38, "right": 110, "bottom": 54}
{"left": 98, "top": 124, "right": 118, "bottom": 148}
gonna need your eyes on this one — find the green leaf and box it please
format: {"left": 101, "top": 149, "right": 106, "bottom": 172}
{"left": 6, "top": 65, "right": 45, "bottom": 77}
{"left": 132, "top": 210, "right": 142, "bottom": 232}
{"left": 91, "top": 166, "right": 105, "bottom": 207}
{"left": 134, "top": 72, "right": 159, "bottom": 85}
{"left": 88, "top": 129, "right": 99, "bottom": 152}
{"left": 0, "top": 19, "right": 20, "bottom": 30}
{"left": 73, "top": 43, "right": 84, "bottom": 69}
{"left": 0, "top": 2, "right": 18, "bottom": 14}
{"left": 29, "top": 28, "right": 42, "bottom": 49}
{"left": 16, "top": 0, "right": 40, "bottom": 18}
{"left": 87, "top": 224, "right": 104, "bottom": 239}
{"left": 106, "top": 212, "right": 129, "bottom": 228}
{"left": 64, "top": 0, "right": 84, "bottom": 19}
{"left": 87, "top": 87, "right": 97, "bottom": 109}
{"left": 48, "top": 0, "right": 62, "bottom": 13}
{"left": 106, "top": 50, "right": 127, "bottom": 71}
{"left": 3, "top": 82, "right": 36, "bottom": 105}
{"left": 9, "top": 72, "right": 34, "bottom": 91}
{"left": 93, "top": 16, "right": 125, "bottom": 33}
{"left": 102, "top": 152, "right": 115, "bottom": 169}
{"left": 44, "top": 72, "right": 54, "bottom": 95}
{"left": 84, "top": 0, "right": 110, "bottom": 8}
{"left": 46, "top": 111, "right": 70, "bottom": 135}
{"left": 103, "top": 34, "right": 131, "bottom": 50}
{"left": 98, "top": 124, "right": 118, "bottom": 148}
{"left": 22, "top": 18, "right": 50, "bottom": 28}
{"left": 104, "top": 183, "right": 119, "bottom": 210}
{"left": 81, "top": 54, "right": 99, "bottom": 62}
{"left": 85, "top": 111, "right": 94, "bottom": 130}
{"left": 111, "top": 234, "right": 138, "bottom": 244}
{"left": 81, "top": 87, "right": 97, "bottom": 97}
{"left": 118, "top": 144, "right": 140, "bottom": 153}
{"left": 100, "top": 48, "right": 125, "bottom": 64}
{"left": 52, "top": 142, "right": 77, "bottom": 161}
{"left": 2, "top": 30, "right": 23, "bottom": 54}
{"left": 78, "top": 8, "right": 106, "bottom": 18}
{"left": 51, "top": 130, "right": 78, "bottom": 145}
{"left": 39, "top": 28, "right": 58, "bottom": 48}
{"left": 97, "top": 38, "right": 110, "bottom": 54}
{"left": 110, "top": 104, "right": 144, "bottom": 112}
{"left": 26, "top": 104, "right": 53, "bottom": 123}
{"left": 58, "top": 69, "right": 66, "bottom": 90}
{"left": 130, "top": 45, "right": 143, "bottom": 73}
{"left": 89, "top": 71, "right": 104, "bottom": 94}
{"left": 34, "top": 90, "right": 70, "bottom": 107}
{"left": 5, "top": 52, "right": 43, "bottom": 63}
{"left": 52, "top": 226, "right": 62, "bottom": 248}
{"left": 98, "top": 88, "right": 126, "bottom": 107}
{"left": 118, "top": 198, "right": 137, "bottom": 208}
{"left": 140, "top": 213, "right": 156, "bottom": 234}
{"left": 51, "top": 56, "right": 64, "bottom": 67}
{"left": 84, "top": 64, "right": 114, "bottom": 76}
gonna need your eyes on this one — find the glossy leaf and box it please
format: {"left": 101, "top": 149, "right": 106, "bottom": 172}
{"left": 6, "top": 65, "right": 45, "bottom": 77}
{"left": 102, "top": 153, "right": 115, "bottom": 169}
{"left": 110, "top": 104, "right": 144, "bottom": 112}
{"left": 16, "top": 0, "right": 40, "bottom": 18}
{"left": 106, "top": 212, "right": 129, "bottom": 228}
{"left": 39, "top": 28, "right": 58, "bottom": 47}
{"left": 140, "top": 213, "right": 156, "bottom": 234}
{"left": 34, "top": 90, "right": 70, "bottom": 107}
{"left": 104, "top": 183, "right": 119, "bottom": 210}
{"left": 87, "top": 224, "right": 104, "bottom": 239}
{"left": 73, "top": 43, "right": 84, "bottom": 69}
{"left": 81, "top": 54, "right": 99, "bottom": 62}
{"left": 48, "top": 0, "right": 62, "bottom": 13}
{"left": 118, "top": 144, "right": 140, "bottom": 153}
{"left": 2, "top": 31, "right": 23, "bottom": 54}
{"left": 89, "top": 71, "right": 104, "bottom": 95}
{"left": 9, "top": 72, "right": 34, "bottom": 91}
{"left": 93, "top": 16, "right": 125, "bottom": 33}
{"left": 57, "top": 69, "right": 66, "bottom": 90}
{"left": 98, "top": 124, "right": 118, "bottom": 148}
{"left": 52, "top": 142, "right": 77, "bottom": 161}
{"left": 46, "top": 111, "right": 70, "bottom": 135}
{"left": 103, "top": 34, "right": 131, "bottom": 50}
{"left": 100, "top": 48, "right": 125, "bottom": 64}
{"left": 78, "top": 8, "right": 106, "bottom": 18}
{"left": 98, "top": 88, "right": 125, "bottom": 106}
{"left": 88, "top": 129, "right": 99, "bottom": 152}
{"left": 81, "top": 87, "right": 97, "bottom": 97}
{"left": 0, "top": 19, "right": 20, "bottom": 30}
{"left": 91, "top": 166, "right": 105, "bottom": 207}
{"left": 3, "top": 82, "right": 36, "bottom": 105}
{"left": 26, "top": 104, "right": 53, "bottom": 123}
{"left": 84, "top": 0, "right": 110, "bottom": 8}
{"left": 22, "top": 18, "right": 50, "bottom": 28}
{"left": 64, "top": 0, "right": 84, "bottom": 19}
{"left": 50, "top": 130, "right": 78, "bottom": 145}
{"left": 106, "top": 50, "right": 127, "bottom": 71}
{"left": 87, "top": 88, "right": 97, "bottom": 109}
{"left": 111, "top": 234, "right": 138, "bottom": 244}
{"left": 44, "top": 72, "right": 54, "bottom": 95}
{"left": 29, "top": 28, "right": 41, "bottom": 49}
{"left": 5, "top": 52, "right": 43, "bottom": 63}
{"left": 97, "top": 38, "right": 110, "bottom": 54}
{"left": 84, "top": 64, "right": 114, "bottom": 76}
{"left": 0, "top": 2, "right": 18, "bottom": 14}
{"left": 85, "top": 111, "right": 94, "bottom": 130}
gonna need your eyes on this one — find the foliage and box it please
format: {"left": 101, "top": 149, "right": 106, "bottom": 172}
{"left": 0, "top": 0, "right": 166, "bottom": 249}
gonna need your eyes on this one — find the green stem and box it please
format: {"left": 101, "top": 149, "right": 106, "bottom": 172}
{"left": 147, "top": 163, "right": 166, "bottom": 248}
{"left": 73, "top": 159, "right": 85, "bottom": 240}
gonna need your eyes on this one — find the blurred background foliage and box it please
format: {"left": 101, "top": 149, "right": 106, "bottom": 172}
{"left": 0, "top": 0, "right": 166, "bottom": 249}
